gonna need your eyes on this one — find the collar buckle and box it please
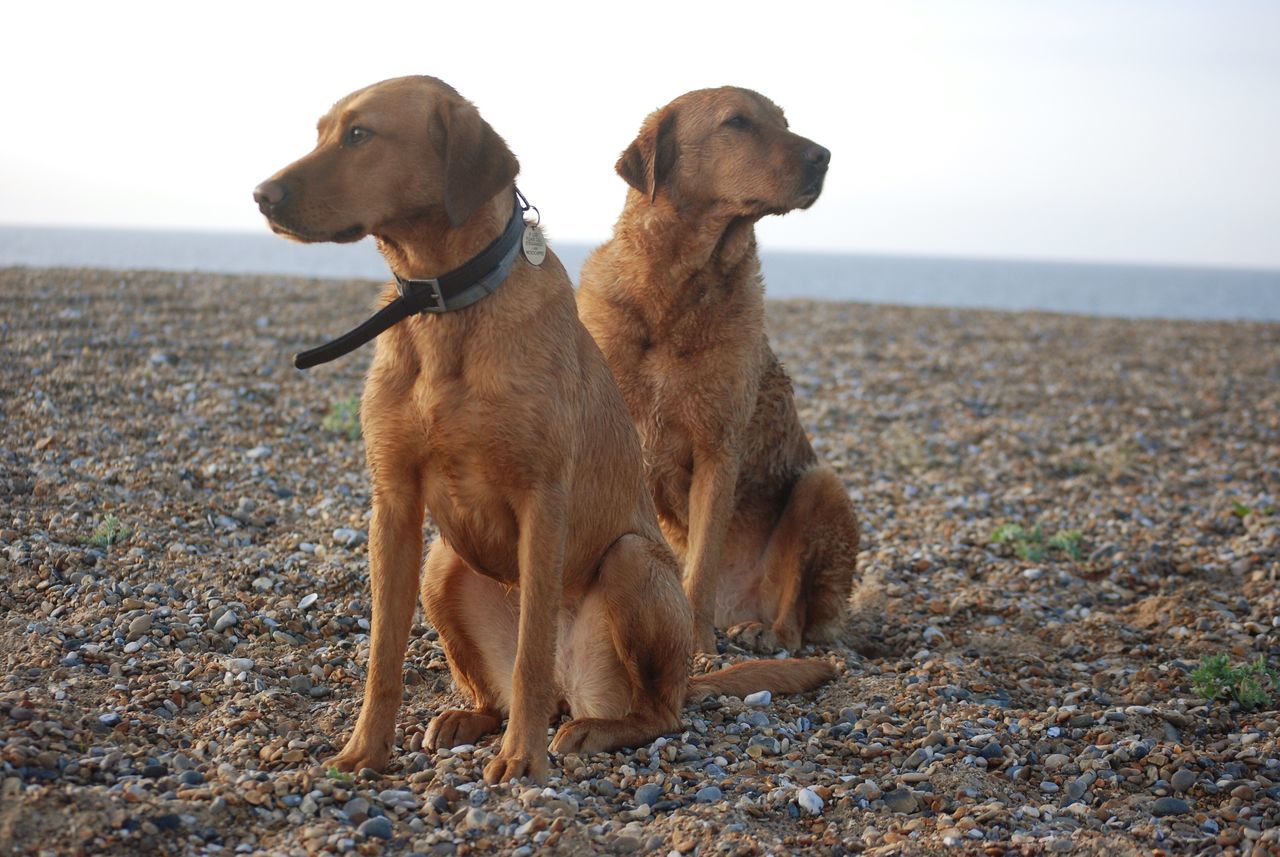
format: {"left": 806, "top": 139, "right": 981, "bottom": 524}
{"left": 396, "top": 275, "right": 445, "bottom": 313}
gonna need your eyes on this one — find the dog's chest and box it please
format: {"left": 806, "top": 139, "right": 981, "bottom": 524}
{"left": 416, "top": 390, "right": 524, "bottom": 580}
{"left": 624, "top": 331, "right": 748, "bottom": 447}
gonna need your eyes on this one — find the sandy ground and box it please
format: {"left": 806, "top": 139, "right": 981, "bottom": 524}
{"left": 1, "top": 266, "right": 1278, "bottom": 856}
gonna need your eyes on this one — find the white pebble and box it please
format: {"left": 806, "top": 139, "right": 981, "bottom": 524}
{"left": 743, "top": 690, "right": 772, "bottom": 707}
{"left": 797, "top": 787, "right": 824, "bottom": 815}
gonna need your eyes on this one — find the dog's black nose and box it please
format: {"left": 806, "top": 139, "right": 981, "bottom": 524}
{"left": 254, "top": 181, "right": 286, "bottom": 209}
{"left": 802, "top": 145, "right": 831, "bottom": 168}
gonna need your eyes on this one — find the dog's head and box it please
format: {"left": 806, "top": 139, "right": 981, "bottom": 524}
{"left": 616, "top": 87, "right": 829, "bottom": 217}
{"left": 253, "top": 76, "right": 519, "bottom": 243}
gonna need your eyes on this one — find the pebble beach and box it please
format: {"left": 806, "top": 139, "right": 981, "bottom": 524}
{"left": 1, "top": 265, "right": 1278, "bottom": 855}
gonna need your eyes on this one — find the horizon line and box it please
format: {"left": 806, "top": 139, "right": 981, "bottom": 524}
{"left": 2, "top": 219, "right": 1279, "bottom": 277}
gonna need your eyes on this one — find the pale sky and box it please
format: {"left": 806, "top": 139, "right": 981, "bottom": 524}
{"left": 4, "top": 1, "right": 1278, "bottom": 269}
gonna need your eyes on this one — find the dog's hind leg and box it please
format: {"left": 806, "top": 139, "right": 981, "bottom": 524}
{"left": 550, "top": 535, "right": 691, "bottom": 755}
{"left": 420, "top": 537, "right": 517, "bottom": 751}
{"left": 727, "top": 465, "right": 859, "bottom": 652}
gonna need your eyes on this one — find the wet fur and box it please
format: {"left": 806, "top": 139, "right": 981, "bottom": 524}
{"left": 578, "top": 87, "right": 863, "bottom": 654}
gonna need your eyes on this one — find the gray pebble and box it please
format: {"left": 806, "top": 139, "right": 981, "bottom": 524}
{"left": 378, "top": 789, "right": 418, "bottom": 809}
{"left": 1064, "top": 777, "right": 1088, "bottom": 801}
{"left": 1170, "top": 769, "right": 1197, "bottom": 793}
{"left": 1151, "top": 797, "right": 1190, "bottom": 817}
{"left": 882, "top": 788, "right": 917, "bottom": 814}
{"left": 635, "top": 783, "right": 663, "bottom": 807}
{"left": 358, "top": 816, "right": 392, "bottom": 840}
{"left": 343, "top": 797, "right": 370, "bottom": 821}
{"left": 695, "top": 785, "right": 723, "bottom": 803}
{"left": 333, "top": 527, "right": 366, "bottom": 547}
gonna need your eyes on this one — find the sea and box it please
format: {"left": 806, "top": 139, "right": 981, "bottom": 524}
{"left": 2, "top": 224, "right": 1278, "bottom": 322}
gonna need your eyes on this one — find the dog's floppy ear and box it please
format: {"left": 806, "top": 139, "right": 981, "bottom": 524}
{"left": 616, "top": 108, "right": 678, "bottom": 202}
{"left": 438, "top": 98, "right": 520, "bottom": 228}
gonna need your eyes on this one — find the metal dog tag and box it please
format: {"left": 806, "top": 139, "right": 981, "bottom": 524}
{"left": 522, "top": 224, "right": 547, "bottom": 266}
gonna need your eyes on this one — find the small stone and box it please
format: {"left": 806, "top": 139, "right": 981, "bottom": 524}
{"left": 1151, "top": 797, "right": 1190, "bottom": 817}
{"left": 904, "top": 748, "right": 929, "bottom": 768}
{"left": 127, "top": 615, "right": 152, "bottom": 638}
{"left": 854, "top": 781, "right": 882, "bottom": 801}
{"left": 1170, "top": 769, "right": 1197, "bottom": 793}
{"left": 797, "top": 787, "right": 824, "bottom": 815}
{"left": 333, "top": 527, "right": 366, "bottom": 547}
{"left": 358, "top": 816, "right": 392, "bottom": 840}
{"left": 98, "top": 712, "right": 121, "bottom": 727}
{"left": 635, "top": 783, "right": 663, "bottom": 807}
{"left": 213, "top": 611, "right": 238, "bottom": 633}
{"left": 152, "top": 813, "right": 182, "bottom": 832}
{"left": 8, "top": 707, "right": 34, "bottom": 721}
{"left": 226, "top": 657, "right": 254, "bottom": 673}
{"left": 378, "top": 789, "right": 419, "bottom": 809}
{"left": 883, "top": 788, "right": 917, "bottom": 814}
{"left": 1064, "top": 777, "right": 1088, "bottom": 801}
{"left": 1044, "top": 753, "right": 1070, "bottom": 771}
{"left": 611, "top": 834, "right": 643, "bottom": 854}
{"left": 694, "top": 786, "right": 723, "bottom": 803}
{"left": 743, "top": 690, "right": 772, "bottom": 707}
{"left": 299, "top": 593, "right": 319, "bottom": 610}
{"left": 344, "top": 797, "right": 370, "bottom": 821}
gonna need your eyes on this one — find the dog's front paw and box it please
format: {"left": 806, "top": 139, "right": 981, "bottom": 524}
{"left": 550, "top": 717, "right": 614, "bottom": 756}
{"left": 483, "top": 751, "right": 548, "bottom": 784}
{"left": 426, "top": 709, "right": 500, "bottom": 751}
{"left": 326, "top": 733, "right": 392, "bottom": 773}
{"left": 727, "top": 620, "right": 782, "bottom": 653}
{"left": 692, "top": 619, "right": 718, "bottom": 655}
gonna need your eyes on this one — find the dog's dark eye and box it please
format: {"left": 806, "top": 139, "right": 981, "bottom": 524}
{"left": 724, "top": 115, "right": 752, "bottom": 130}
{"left": 344, "top": 126, "right": 372, "bottom": 147}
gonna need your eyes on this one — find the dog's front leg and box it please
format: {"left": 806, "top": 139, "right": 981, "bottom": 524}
{"left": 483, "top": 488, "right": 567, "bottom": 784}
{"left": 683, "top": 449, "right": 740, "bottom": 654}
{"left": 328, "top": 481, "right": 425, "bottom": 772}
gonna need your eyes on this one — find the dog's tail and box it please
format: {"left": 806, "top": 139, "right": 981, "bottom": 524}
{"left": 687, "top": 658, "right": 836, "bottom": 703}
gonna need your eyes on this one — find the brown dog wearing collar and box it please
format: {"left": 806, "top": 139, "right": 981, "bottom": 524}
{"left": 253, "top": 76, "right": 834, "bottom": 783}
{"left": 577, "top": 87, "right": 862, "bottom": 656}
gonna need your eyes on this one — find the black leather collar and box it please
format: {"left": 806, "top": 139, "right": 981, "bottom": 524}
{"left": 294, "top": 188, "right": 527, "bottom": 370}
